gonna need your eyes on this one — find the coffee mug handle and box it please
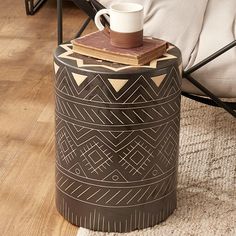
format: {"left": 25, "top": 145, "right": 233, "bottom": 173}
{"left": 94, "top": 9, "right": 110, "bottom": 35}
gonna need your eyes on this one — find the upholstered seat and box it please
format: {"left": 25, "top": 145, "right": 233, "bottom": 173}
{"left": 100, "top": 0, "right": 236, "bottom": 98}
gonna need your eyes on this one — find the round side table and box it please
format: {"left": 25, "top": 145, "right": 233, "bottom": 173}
{"left": 53, "top": 43, "right": 182, "bottom": 233}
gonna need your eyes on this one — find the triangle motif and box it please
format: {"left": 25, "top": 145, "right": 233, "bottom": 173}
{"left": 159, "top": 53, "right": 177, "bottom": 61}
{"left": 142, "top": 164, "right": 164, "bottom": 180}
{"left": 108, "top": 79, "right": 128, "bottom": 92}
{"left": 168, "top": 86, "right": 177, "bottom": 96}
{"left": 166, "top": 45, "right": 175, "bottom": 52}
{"left": 109, "top": 131, "right": 124, "bottom": 138}
{"left": 133, "top": 94, "right": 147, "bottom": 103}
{"left": 90, "top": 94, "right": 105, "bottom": 102}
{"left": 103, "top": 169, "right": 128, "bottom": 182}
{"left": 72, "top": 73, "right": 87, "bottom": 87}
{"left": 69, "top": 163, "right": 87, "bottom": 177}
{"left": 151, "top": 126, "right": 162, "bottom": 133}
{"left": 54, "top": 62, "right": 59, "bottom": 74}
{"left": 152, "top": 74, "right": 166, "bottom": 87}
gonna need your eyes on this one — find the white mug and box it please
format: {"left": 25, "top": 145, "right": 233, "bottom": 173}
{"left": 94, "top": 3, "right": 144, "bottom": 48}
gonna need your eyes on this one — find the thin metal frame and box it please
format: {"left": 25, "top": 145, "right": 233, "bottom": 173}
{"left": 182, "top": 40, "right": 236, "bottom": 117}
{"left": 57, "top": 0, "right": 107, "bottom": 45}
{"left": 57, "top": 0, "right": 91, "bottom": 45}
{"left": 25, "top": 0, "right": 47, "bottom": 15}
{"left": 57, "top": 0, "right": 63, "bottom": 45}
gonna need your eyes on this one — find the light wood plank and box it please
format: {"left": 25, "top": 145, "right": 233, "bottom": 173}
{"left": 0, "top": 0, "right": 96, "bottom": 235}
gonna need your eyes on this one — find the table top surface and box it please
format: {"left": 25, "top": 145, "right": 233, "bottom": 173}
{"left": 54, "top": 43, "right": 182, "bottom": 76}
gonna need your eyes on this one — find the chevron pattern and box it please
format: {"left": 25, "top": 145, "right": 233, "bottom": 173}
{"left": 54, "top": 43, "right": 182, "bottom": 232}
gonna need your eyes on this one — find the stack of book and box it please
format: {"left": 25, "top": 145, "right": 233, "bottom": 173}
{"left": 71, "top": 31, "right": 168, "bottom": 66}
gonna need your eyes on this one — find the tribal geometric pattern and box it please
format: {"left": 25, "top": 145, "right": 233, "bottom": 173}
{"left": 54, "top": 43, "right": 182, "bottom": 232}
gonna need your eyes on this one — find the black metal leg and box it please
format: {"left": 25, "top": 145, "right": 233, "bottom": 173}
{"left": 25, "top": 0, "right": 31, "bottom": 15}
{"left": 25, "top": 0, "right": 47, "bottom": 15}
{"left": 57, "top": 5, "right": 92, "bottom": 44}
{"left": 57, "top": 0, "right": 106, "bottom": 44}
{"left": 183, "top": 74, "right": 236, "bottom": 117}
{"left": 181, "top": 92, "right": 236, "bottom": 109}
{"left": 185, "top": 40, "right": 236, "bottom": 75}
{"left": 74, "top": 17, "right": 91, "bottom": 38}
{"left": 182, "top": 40, "right": 236, "bottom": 117}
{"left": 57, "top": 0, "right": 63, "bottom": 45}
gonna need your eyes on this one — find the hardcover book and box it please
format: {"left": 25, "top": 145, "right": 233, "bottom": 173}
{"left": 71, "top": 31, "right": 168, "bottom": 66}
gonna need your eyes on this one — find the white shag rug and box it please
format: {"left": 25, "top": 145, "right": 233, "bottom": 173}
{"left": 77, "top": 97, "right": 236, "bottom": 236}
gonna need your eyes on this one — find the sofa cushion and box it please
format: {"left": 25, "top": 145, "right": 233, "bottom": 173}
{"left": 100, "top": 0, "right": 236, "bottom": 98}
{"left": 183, "top": 0, "right": 236, "bottom": 98}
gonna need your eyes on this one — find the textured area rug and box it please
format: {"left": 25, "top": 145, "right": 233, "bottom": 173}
{"left": 77, "top": 98, "right": 236, "bottom": 236}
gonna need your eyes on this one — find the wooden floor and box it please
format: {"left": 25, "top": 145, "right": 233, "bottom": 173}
{"left": 0, "top": 1, "right": 95, "bottom": 235}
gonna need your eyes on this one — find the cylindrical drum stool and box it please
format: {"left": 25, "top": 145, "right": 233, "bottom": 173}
{"left": 54, "top": 43, "right": 182, "bottom": 233}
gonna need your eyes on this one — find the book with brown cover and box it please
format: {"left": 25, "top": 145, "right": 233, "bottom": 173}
{"left": 71, "top": 31, "right": 168, "bottom": 66}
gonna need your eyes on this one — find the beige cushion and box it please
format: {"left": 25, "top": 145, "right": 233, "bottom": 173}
{"left": 183, "top": 0, "right": 236, "bottom": 98}
{"left": 100, "top": 0, "right": 236, "bottom": 98}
